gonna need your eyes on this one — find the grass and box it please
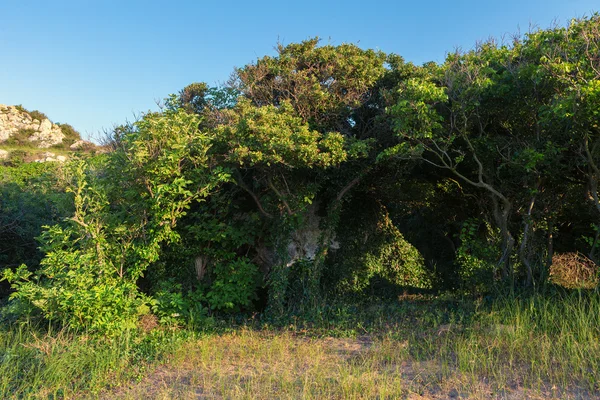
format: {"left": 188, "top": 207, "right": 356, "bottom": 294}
{"left": 454, "top": 291, "right": 600, "bottom": 395}
{"left": 1, "top": 290, "right": 599, "bottom": 399}
{"left": 0, "top": 145, "right": 73, "bottom": 166}
{"left": 0, "top": 322, "right": 190, "bottom": 399}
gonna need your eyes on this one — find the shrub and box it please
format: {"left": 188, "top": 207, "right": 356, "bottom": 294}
{"left": 0, "top": 162, "right": 71, "bottom": 279}
{"left": 6, "top": 150, "right": 27, "bottom": 166}
{"left": 456, "top": 219, "right": 501, "bottom": 294}
{"left": 56, "top": 123, "right": 81, "bottom": 147}
{"left": 5, "top": 129, "right": 36, "bottom": 146}
{"left": 550, "top": 252, "right": 599, "bottom": 289}
{"left": 326, "top": 201, "right": 432, "bottom": 296}
{"left": 28, "top": 110, "right": 48, "bottom": 122}
{"left": 13, "top": 105, "right": 48, "bottom": 122}
{"left": 206, "top": 257, "right": 259, "bottom": 311}
{"left": 2, "top": 99, "right": 229, "bottom": 333}
{"left": 1, "top": 164, "right": 150, "bottom": 333}
{"left": 151, "top": 281, "right": 208, "bottom": 326}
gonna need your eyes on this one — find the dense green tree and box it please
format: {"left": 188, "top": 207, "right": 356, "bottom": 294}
{"left": 388, "top": 16, "right": 600, "bottom": 288}
{"left": 4, "top": 19, "right": 600, "bottom": 332}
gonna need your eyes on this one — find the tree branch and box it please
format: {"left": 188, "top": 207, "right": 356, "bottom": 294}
{"left": 234, "top": 169, "right": 273, "bottom": 219}
{"left": 336, "top": 168, "right": 372, "bottom": 202}
{"left": 267, "top": 177, "right": 294, "bottom": 216}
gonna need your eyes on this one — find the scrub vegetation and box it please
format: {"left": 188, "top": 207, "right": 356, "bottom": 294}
{"left": 1, "top": 15, "right": 600, "bottom": 398}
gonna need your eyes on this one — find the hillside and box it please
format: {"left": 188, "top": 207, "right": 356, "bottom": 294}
{"left": 0, "top": 104, "right": 96, "bottom": 163}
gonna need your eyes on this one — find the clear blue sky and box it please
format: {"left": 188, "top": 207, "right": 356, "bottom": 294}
{"left": 0, "top": 0, "right": 597, "bottom": 140}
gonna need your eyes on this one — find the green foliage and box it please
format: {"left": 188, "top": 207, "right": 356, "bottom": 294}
{"left": 179, "top": 82, "right": 209, "bottom": 114}
{"left": 56, "top": 123, "right": 81, "bottom": 146}
{"left": 5, "top": 149, "right": 27, "bottom": 166}
{"left": 5, "top": 128, "right": 36, "bottom": 146}
{"left": 216, "top": 99, "right": 348, "bottom": 168}
{"left": 326, "top": 200, "right": 432, "bottom": 296}
{"left": 456, "top": 220, "right": 501, "bottom": 293}
{"left": 5, "top": 18, "right": 600, "bottom": 332}
{"left": 0, "top": 162, "right": 71, "bottom": 276}
{"left": 363, "top": 211, "right": 432, "bottom": 290}
{"left": 27, "top": 109, "right": 48, "bottom": 122}
{"left": 206, "top": 257, "right": 259, "bottom": 311}
{"left": 14, "top": 105, "right": 48, "bottom": 122}
{"left": 2, "top": 163, "right": 149, "bottom": 333}
{"left": 237, "top": 38, "right": 387, "bottom": 132}
{"left": 151, "top": 281, "right": 207, "bottom": 326}
{"left": 386, "top": 17, "right": 600, "bottom": 286}
{"left": 2, "top": 100, "right": 229, "bottom": 333}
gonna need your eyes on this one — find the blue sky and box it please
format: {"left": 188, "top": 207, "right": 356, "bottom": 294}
{"left": 0, "top": 0, "right": 597, "bottom": 140}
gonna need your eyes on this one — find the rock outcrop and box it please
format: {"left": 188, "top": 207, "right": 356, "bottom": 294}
{"left": 0, "top": 105, "right": 65, "bottom": 148}
{"left": 33, "top": 152, "right": 69, "bottom": 163}
{"left": 69, "top": 139, "right": 95, "bottom": 150}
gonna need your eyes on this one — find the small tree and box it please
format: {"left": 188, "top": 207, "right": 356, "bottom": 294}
{"left": 3, "top": 99, "right": 228, "bottom": 333}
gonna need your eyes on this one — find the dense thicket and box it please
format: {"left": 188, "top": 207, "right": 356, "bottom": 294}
{"left": 2, "top": 16, "right": 600, "bottom": 332}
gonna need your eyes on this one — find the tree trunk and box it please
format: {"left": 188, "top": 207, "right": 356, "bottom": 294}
{"left": 492, "top": 195, "right": 514, "bottom": 281}
{"left": 194, "top": 255, "right": 209, "bottom": 281}
{"left": 519, "top": 195, "right": 537, "bottom": 286}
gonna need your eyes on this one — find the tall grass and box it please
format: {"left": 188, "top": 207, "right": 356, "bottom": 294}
{"left": 0, "top": 322, "right": 187, "bottom": 399}
{"left": 454, "top": 291, "right": 600, "bottom": 395}
{"left": 1, "top": 291, "right": 598, "bottom": 398}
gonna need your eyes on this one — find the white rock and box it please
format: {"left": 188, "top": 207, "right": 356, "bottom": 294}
{"left": 0, "top": 149, "right": 8, "bottom": 159}
{"left": 56, "top": 155, "right": 67, "bottom": 162}
{"left": 0, "top": 106, "right": 65, "bottom": 148}
{"left": 39, "top": 119, "right": 52, "bottom": 132}
{"left": 69, "top": 139, "right": 94, "bottom": 150}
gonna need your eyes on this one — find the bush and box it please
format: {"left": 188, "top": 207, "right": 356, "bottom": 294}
{"left": 1, "top": 167, "right": 151, "bottom": 333}
{"left": 550, "top": 252, "right": 599, "bottom": 289}
{"left": 326, "top": 201, "right": 432, "bottom": 296}
{"left": 0, "top": 162, "right": 71, "bottom": 290}
{"left": 14, "top": 105, "right": 48, "bottom": 122}
{"left": 5, "top": 149, "right": 27, "bottom": 166}
{"left": 28, "top": 110, "right": 48, "bottom": 122}
{"left": 456, "top": 219, "right": 501, "bottom": 294}
{"left": 151, "top": 281, "right": 208, "bottom": 326}
{"left": 206, "top": 257, "right": 259, "bottom": 311}
{"left": 5, "top": 129, "right": 36, "bottom": 146}
{"left": 57, "top": 123, "right": 81, "bottom": 147}
{"left": 2, "top": 100, "right": 228, "bottom": 333}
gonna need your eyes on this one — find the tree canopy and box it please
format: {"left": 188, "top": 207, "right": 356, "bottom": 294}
{"left": 3, "top": 17, "right": 600, "bottom": 332}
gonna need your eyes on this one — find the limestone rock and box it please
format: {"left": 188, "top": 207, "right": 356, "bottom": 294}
{"left": 69, "top": 139, "right": 95, "bottom": 150}
{"left": 0, "top": 149, "right": 8, "bottom": 160}
{"left": 56, "top": 155, "right": 68, "bottom": 162}
{"left": 286, "top": 202, "right": 322, "bottom": 266}
{"left": 0, "top": 104, "right": 65, "bottom": 148}
{"left": 252, "top": 202, "right": 340, "bottom": 273}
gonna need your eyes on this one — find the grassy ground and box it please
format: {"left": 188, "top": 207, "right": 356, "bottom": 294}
{"left": 1, "top": 291, "right": 599, "bottom": 399}
{"left": 0, "top": 144, "right": 73, "bottom": 157}
{"left": 0, "top": 143, "right": 98, "bottom": 164}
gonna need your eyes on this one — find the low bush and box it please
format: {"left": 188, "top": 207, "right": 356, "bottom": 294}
{"left": 550, "top": 252, "right": 599, "bottom": 289}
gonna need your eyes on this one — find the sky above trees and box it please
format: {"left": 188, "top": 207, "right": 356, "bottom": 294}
{"left": 0, "top": 0, "right": 597, "bottom": 139}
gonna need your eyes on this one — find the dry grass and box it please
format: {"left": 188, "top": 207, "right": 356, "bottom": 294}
{"left": 106, "top": 329, "right": 572, "bottom": 400}
{"left": 3, "top": 293, "right": 599, "bottom": 399}
{"left": 550, "top": 252, "right": 599, "bottom": 289}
